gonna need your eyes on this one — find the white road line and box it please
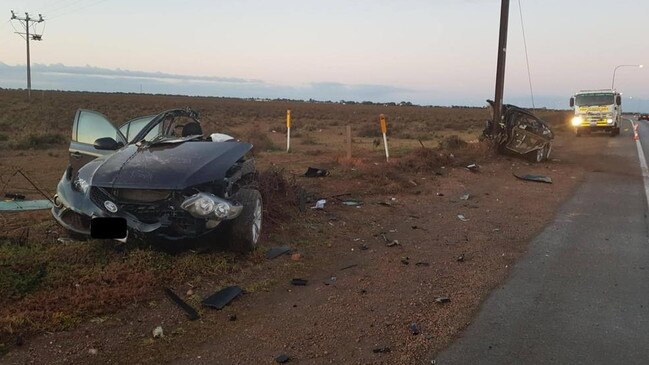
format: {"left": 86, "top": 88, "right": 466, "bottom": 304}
{"left": 631, "top": 119, "right": 649, "bottom": 212}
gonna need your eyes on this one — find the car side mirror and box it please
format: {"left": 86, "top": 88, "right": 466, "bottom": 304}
{"left": 94, "top": 137, "right": 121, "bottom": 150}
{"left": 569, "top": 97, "right": 574, "bottom": 107}
{"left": 616, "top": 95, "right": 622, "bottom": 106}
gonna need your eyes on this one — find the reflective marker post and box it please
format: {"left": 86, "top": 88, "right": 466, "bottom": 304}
{"left": 286, "top": 109, "right": 291, "bottom": 152}
{"left": 380, "top": 114, "right": 389, "bottom": 162}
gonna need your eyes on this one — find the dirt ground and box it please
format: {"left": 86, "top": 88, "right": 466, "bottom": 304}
{"left": 0, "top": 91, "right": 606, "bottom": 364}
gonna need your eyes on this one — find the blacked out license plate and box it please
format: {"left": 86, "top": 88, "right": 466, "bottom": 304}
{"left": 90, "top": 217, "right": 127, "bottom": 239}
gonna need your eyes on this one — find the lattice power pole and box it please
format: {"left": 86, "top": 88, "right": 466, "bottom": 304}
{"left": 10, "top": 10, "right": 45, "bottom": 101}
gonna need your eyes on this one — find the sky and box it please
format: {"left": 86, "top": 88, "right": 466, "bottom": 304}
{"left": 1, "top": 0, "right": 649, "bottom": 110}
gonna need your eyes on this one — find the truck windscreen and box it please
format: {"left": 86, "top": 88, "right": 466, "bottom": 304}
{"left": 575, "top": 94, "right": 614, "bottom": 106}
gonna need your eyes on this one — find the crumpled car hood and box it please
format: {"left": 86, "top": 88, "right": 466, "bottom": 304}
{"left": 87, "top": 141, "right": 252, "bottom": 189}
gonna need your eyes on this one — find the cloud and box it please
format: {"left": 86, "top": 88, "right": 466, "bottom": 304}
{"left": 0, "top": 62, "right": 412, "bottom": 103}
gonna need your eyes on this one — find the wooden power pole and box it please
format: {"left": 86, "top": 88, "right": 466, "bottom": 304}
{"left": 491, "top": 0, "right": 510, "bottom": 136}
{"left": 10, "top": 11, "right": 45, "bottom": 101}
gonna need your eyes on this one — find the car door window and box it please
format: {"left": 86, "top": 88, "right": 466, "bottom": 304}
{"left": 75, "top": 110, "right": 124, "bottom": 145}
{"left": 120, "top": 116, "right": 161, "bottom": 142}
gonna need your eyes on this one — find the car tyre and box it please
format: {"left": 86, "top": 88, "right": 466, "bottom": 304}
{"left": 543, "top": 143, "right": 552, "bottom": 160}
{"left": 226, "top": 188, "right": 262, "bottom": 253}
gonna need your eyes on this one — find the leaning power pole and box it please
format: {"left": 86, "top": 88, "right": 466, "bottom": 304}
{"left": 10, "top": 11, "right": 45, "bottom": 101}
{"left": 491, "top": 0, "right": 510, "bottom": 136}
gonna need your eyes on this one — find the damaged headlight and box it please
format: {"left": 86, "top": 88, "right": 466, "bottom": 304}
{"left": 72, "top": 177, "right": 90, "bottom": 194}
{"left": 180, "top": 192, "right": 242, "bottom": 219}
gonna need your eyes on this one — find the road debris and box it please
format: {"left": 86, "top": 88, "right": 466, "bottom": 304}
{"left": 152, "top": 326, "right": 164, "bottom": 338}
{"left": 460, "top": 193, "right": 470, "bottom": 201}
{"left": 4, "top": 192, "right": 25, "bottom": 200}
{"left": 409, "top": 322, "right": 420, "bottom": 335}
{"left": 228, "top": 314, "right": 237, "bottom": 321}
{"left": 373, "top": 346, "right": 391, "bottom": 354}
{"left": 514, "top": 173, "right": 553, "bottom": 184}
{"left": 342, "top": 199, "right": 363, "bottom": 207}
{"left": 164, "top": 288, "right": 200, "bottom": 321}
{"left": 88, "top": 348, "right": 98, "bottom": 355}
{"left": 456, "top": 254, "right": 465, "bottom": 262}
{"left": 436, "top": 192, "right": 444, "bottom": 197}
{"left": 275, "top": 354, "right": 291, "bottom": 363}
{"left": 291, "top": 253, "right": 302, "bottom": 261}
{"left": 359, "top": 243, "right": 369, "bottom": 250}
{"left": 401, "top": 257, "right": 410, "bottom": 265}
{"left": 466, "top": 163, "right": 480, "bottom": 172}
{"left": 415, "top": 261, "right": 430, "bottom": 267}
{"left": 312, "top": 199, "right": 327, "bottom": 210}
{"left": 202, "top": 286, "right": 243, "bottom": 309}
{"left": 341, "top": 264, "right": 358, "bottom": 270}
{"left": 304, "top": 167, "right": 329, "bottom": 177}
{"left": 457, "top": 214, "right": 469, "bottom": 222}
{"left": 324, "top": 276, "right": 337, "bottom": 285}
{"left": 435, "top": 296, "right": 451, "bottom": 304}
{"left": 290, "top": 278, "right": 308, "bottom": 286}
{"left": 386, "top": 239, "right": 400, "bottom": 247}
{"left": 266, "top": 246, "right": 292, "bottom": 260}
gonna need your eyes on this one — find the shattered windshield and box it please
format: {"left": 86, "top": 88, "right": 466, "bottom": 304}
{"left": 575, "top": 94, "right": 614, "bottom": 106}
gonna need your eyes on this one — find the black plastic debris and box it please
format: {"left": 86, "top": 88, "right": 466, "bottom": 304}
{"left": 4, "top": 192, "right": 25, "bottom": 200}
{"left": 290, "top": 278, "right": 308, "bottom": 286}
{"left": 341, "top": 264, "right": 358, "bottom": 271}
{"left": 514, "top": 173, "right": 552, "bottom": 184}
{"left": 435, "top": 296, "right": 451, "bottom": 304}
{"left": 304, "top": 167, "right": 329, "bottom": 177}
{"left": 415, "top": 262, "right": 430, "bottom": 267}
{"left": 373, "top": 346, "right": 391, "bottom": 353}
{"left": 202, "top": 286, "right": 243, "bottom": 309}
{"left": 297, "top": 188, "right": 307, "bottom": 213}
{"left": 275, "top": 354, "right": 290, "bottom": 363}
{"left": 164, "top": 288, "right": 200, "bottom": 321}
{"left": 266, "top": 246, "right": 292, "bottom": 260}
{"left": 409, "top": 322, "right": 420, "bottom": 335}
{"left": 456, "top": 254, "right": 465, "bottom": 262}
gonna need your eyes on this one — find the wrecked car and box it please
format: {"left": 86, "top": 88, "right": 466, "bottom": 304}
{"left": 52, "top": 108, "right": 262, "bottom": 252}
{"left": 484, "top": 100, "right": 554, "bottom": 162}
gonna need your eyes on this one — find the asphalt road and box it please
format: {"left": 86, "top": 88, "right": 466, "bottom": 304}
{"left": 435, "top": 118, "right": 649, "bottom": 365}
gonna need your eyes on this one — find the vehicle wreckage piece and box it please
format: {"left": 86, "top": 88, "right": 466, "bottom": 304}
{"left": 202, "top": 286, "right": 243, "bottom": 309}
{"left": 0, "top": 199, "right": 53, "bottom": 211}
{"left": 51, "top": 108, "right": 262, "bottom": 252}
{"left": 514, "top": 173, "right": 553, "bottom": 184}
{"left": 484, "top": 100, "right": 554, "bottom": 163}
{"left": 164, "top": 287, "right": 200, "bottom": 320}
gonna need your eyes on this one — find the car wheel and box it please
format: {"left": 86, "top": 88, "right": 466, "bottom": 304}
{"left": 525, "top": 147, "right": 545, "bottom": 163}
{"left": 226, "top": 188, "right": 262, "bottom": 253}
{"left": 544, "top": 143, "right": 552, "bottom": 160}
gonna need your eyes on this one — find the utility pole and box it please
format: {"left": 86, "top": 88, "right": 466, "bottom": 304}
{"left": 491, "top": 0, "right": 510, "bottom": 136}
{"left": 10, "top": 10, "right": 45, "bottom": 101}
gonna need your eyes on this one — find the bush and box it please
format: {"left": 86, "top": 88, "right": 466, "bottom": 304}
{"left": 13, "top": 133, "right": 67, "bottom": 149}
{"left": 241, "top": 128, "right": 279, "bottom": 153}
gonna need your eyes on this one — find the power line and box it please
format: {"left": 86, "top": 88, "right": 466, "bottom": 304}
{"left": 10, "top": 11, "right": 45, "bottom": 102}
{"left": 517, "top": 0, "right": 535, "bottom": 109}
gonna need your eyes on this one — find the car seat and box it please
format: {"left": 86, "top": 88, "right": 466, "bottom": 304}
{"left": 181, "top": 122, "right": 203, "bottom": 137}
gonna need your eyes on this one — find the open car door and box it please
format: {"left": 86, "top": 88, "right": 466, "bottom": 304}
{"left": 68, "top": 109, "right": 126, "bottom": 179}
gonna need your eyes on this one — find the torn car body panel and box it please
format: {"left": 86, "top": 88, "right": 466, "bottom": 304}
{"left": 485, "top": 101, "right": 554, "bottom": 162}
